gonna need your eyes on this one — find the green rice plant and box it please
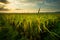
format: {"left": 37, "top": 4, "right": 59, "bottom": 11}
{"left": 0, "top": 14, "right": 60, "bottom": 40}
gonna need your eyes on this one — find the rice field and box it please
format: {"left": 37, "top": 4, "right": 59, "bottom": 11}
{"left": 0, "top": 13, "right": 60, "bottom": 40}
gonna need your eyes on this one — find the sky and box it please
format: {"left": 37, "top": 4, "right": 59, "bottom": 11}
{"left": 0, "top": 0, "right": 60, "bottom": 13}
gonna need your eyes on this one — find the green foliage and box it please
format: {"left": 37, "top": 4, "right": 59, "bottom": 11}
{"left": 0, "top": 14, "right": 60, "bottom": 40}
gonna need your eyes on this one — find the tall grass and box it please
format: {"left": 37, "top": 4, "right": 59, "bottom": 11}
{"left": 0, "top": 14, "right": 60, "bottom": 40}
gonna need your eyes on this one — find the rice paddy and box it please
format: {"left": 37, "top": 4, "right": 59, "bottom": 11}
{"left": 0, "top": 13, "right": 60, "bottom": 40}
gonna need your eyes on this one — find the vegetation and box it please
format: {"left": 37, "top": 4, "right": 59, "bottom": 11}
{"left": 0, "top": 13, "right": 60, "bottom": 40}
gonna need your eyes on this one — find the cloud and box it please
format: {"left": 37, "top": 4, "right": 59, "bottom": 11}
{"left": 16, "top": 0, "right": 44, "bottom": 9}
{"left": 0, "top": 0, "right": 60, "bottom": 12}
{"left": 0, "top": 0, "right": 20, "bottom": 10}
{"left": 45, "top": 0, "right": 60, "bottom": 3}
{"left": 44, "top": 0, "right": 60, "bottom": 6}
{"left": 0, "top": 0, "right": 9, "bottom": 10}
{"left": 43, "top": 0, "right": 60, "bottom": 9}
{"left": 0, "top": 0, "right": 9, "bottom": 4}
{"left": 0, "top": 0, "right": 44, "bottom": 10}
{"left": 19, "top": 0, "right": 43, "bottom": 3}
{"left": 0, "top": 2, "right": 9, "bottom": 11}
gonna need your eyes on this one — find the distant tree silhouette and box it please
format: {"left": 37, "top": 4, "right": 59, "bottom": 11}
{"left": 38, "top": 8, "right": 40, "bottom": 13}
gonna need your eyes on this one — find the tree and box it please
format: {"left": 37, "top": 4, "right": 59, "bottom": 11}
{"left": 38, "top": 8, "right": 40, "bottom": 13}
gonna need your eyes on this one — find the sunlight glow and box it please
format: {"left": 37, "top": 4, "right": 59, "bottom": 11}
{"left": 4, "top": 0, "right": 19, "bottom": 10}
